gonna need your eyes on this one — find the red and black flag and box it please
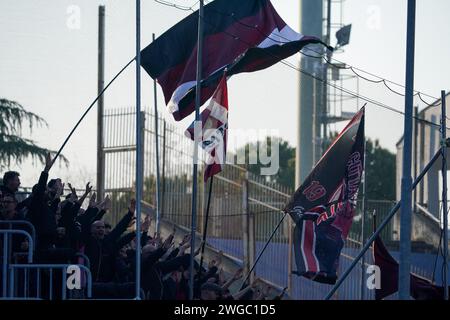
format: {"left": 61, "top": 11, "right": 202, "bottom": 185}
{"left": 373, "top": 236, "right": 449, "bottom": 300}
{"left": 140, "top": 0, "right": 330, "bottom": 121}
{"left": 185, "top": 75, "right": 228, "bottom": 182}
{"left": 284, "top": 108, "right": 365, "bottom": 284}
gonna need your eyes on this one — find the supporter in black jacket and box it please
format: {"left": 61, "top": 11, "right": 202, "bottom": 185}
{"left": 81, "top": 199, "right": 135, "bottom": 283}
{"left": 26, "top": 154, "right": 59, "bottom": 252}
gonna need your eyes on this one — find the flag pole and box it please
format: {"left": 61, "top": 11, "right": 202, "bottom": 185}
{"left": 198, "top": 176, "right": 214, "bottom": 281}
{"left": 152, "top": 33, "right": 162, "bottom": 234}
{"left": 360, "top": 136, "right": 367, "bottom": 300}
{"left": 135, "top": 0, "right": 143, "bottom": 300}
{"left": 398, "top": 0, "right": 416, "bottom": 300}
{"left": 325, "top": 148, "right": 442, "bottom": 299}
{"left": 440, "top": 90, "right": 448, "bottom": 300}
{"left": 240, "top": 212, "right": 288, "bottom": 290}
{"left": 189, "top": 0, "right": 205, "bottom": 300}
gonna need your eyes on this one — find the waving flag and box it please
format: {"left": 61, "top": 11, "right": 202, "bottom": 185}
{"left": 141, "top": 0, "right": 330, "bottom": 121}
{"left": 185, "top": 75, "right": 228, "bottom": 181}
{"left": 284, "top": 108, "right": 365, "bottom": 284}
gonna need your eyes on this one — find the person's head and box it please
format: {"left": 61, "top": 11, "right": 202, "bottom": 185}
{"left": 0, "top": 194, "right": 18, "bottom": 220}
{"left": 2, "top": 171, "right": 20, "bottom": 193}
{"left": 91, "top": 220, "right": 105, "bottom": 239}
{"left": 104, "top": 223, "right": 112, "bottom": 235}
{"left": 47, "top": 178, "right": 62, "bottom": 196}
{"left": 142, "top": 242, "right": 158, "bottom": 257}
{"left": 56, "top": 227, "right": 66, "bottom": 239}
{"left": 200, "top": 283, "right": 223, "bottom": 300}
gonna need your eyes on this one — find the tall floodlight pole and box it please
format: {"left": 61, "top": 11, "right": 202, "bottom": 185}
{"left": 97, "top": 5, "right": 105, "bottom": 200}
{"left": 189, "top": 0, "right": 204, "bottom": 300}
{"left": 321, "top": 0, "right": 331, "bottom": 156}
{"left": 135, "top": 0, "right": 143, "bottom": 300}
{"left": 153, "top": 33, "right": 161, "bottom": 233}
{"left": 297, "top": 0, "right": 323, "bottom": 187}
{"left": 441, "top": 90, "right": 449, "bottom": 300}
{"left": 398, "top": 0, "right": 416, "bottom": 300}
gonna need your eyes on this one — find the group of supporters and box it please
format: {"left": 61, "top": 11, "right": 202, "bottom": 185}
{"left": 0, "top": 154, "right": 282, "bottom": 300}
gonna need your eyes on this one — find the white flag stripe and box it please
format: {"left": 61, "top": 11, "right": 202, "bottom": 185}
{"left": 208, "top": 100, "right": 228, "bottom": 124}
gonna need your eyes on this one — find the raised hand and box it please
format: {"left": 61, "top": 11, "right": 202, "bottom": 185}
{"left": 193, "top": 240, "right": 204, "bottom": 256}
{"left": 67, "top": 183, "right": 78, "bottom": 202}
{"left": 128, "top": 216, "right": 137, "bottom": 229}
{"left": 89, "top": 192, "right": 97, "bottom": 208}
{"left": 129, "top": 198, "right": 136, "bottom": 213}
{"left": 102, "top": 195, "right": 112, "bottom": 211}
{"left": 180, "top": 233, "right": 191, "bottom": 247}
{"left": 84, "top": 182, "right": 93, "bottom": 195}
{"left": 141, "top": 215, "right": 151, "bottom": 232}
{"left": 44, "top": 152, "right": 53, "bottom": 172}
{"left": 162, "top": 234, "right": 174, "bottom": 251}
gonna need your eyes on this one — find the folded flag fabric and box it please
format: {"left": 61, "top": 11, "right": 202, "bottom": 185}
{"left": 373, "top": 236, "right": 449, "bottom": 300}
{"left": 185, "top": 74, "right": 228, "bottom": 182}
{"left": 284, "top": 108, "right": 365, "bottom": 284}
{"left": 140, "top": 0, "right": 330, "bottom": 121}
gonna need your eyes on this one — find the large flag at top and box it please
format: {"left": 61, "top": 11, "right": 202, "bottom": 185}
{"left": 283, "top": 108, "right": 365, "bottom": 284}
{"left": 140, "top": 0, "right": 331, "bottom": 121}
{"left": 185, "top": 74, "right": 228, "bottom": 182}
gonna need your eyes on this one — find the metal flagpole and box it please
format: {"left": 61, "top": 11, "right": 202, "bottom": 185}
{"left": 441, "top": 90, "right": 449, "bottom": 300}
{"left": 325, "top": 148, "right": 441, "bottom": 299}
{"left": 135, "top": 0, "right": 143, "bottom": 300}
{"left": 199, "top": 176, "right": 214, "bottom": 280}
{"left": 240, "top": 212, "right": 288, "bottom": 290}
{"left": 152, "top": 33, "right": 162, "bottom": 234}
{"left": 189, "top": 0, "right": 205, "bottom": 300}
{"left": 360, "top": 137, "right": 367, "bottom": 300}
{"left": 398, "top": 0, "right": 416, "bottom": 300}
{"left": 97, "top": 5, "right": 106, "bottom": 201}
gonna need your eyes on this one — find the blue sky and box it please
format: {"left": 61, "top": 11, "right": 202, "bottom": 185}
{"left": 1, "top": 0, "right": 450, "bottom": 187}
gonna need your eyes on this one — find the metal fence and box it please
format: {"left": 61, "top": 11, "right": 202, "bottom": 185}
{"left": 102, "top": 107, "right": 432, "bottom": 300}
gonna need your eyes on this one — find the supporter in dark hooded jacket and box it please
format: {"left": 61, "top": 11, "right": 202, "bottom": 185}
{"left": 81, "top": 199, "right": 135, "bottom": 283}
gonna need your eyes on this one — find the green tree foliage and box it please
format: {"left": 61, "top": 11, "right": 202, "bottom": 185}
{"left": 0, "top": 98, "right": 67, "bottom": 170}
{"left": 364, "top": 139, "right": 396, "bottom": 200}
{"left": 234, "top": 137, "right": 295, "bottom": 190}
{"left": 235, "top": 135, "right": 396, "bottom": 200}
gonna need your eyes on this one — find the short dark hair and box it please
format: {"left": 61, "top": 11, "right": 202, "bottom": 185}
{"left": 2, "top": 171, "right": 20, "bottom": 185}
{"left": 47, "top": 179, "right": 60, "bottom": 189}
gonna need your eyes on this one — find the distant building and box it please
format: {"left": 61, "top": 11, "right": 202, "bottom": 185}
{"left": 395, "top": 93, "right": 450, "bottom": 248}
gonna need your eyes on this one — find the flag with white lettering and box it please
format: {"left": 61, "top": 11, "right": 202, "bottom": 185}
{"left": 284, "top": 107, "right": 365, "bottom": 284}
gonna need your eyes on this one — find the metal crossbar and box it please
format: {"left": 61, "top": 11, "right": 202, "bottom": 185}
{"left": 8, "top": 264, "right": 92, "bottom": 300}
{"left": 1, "top": 230, "right": 33, "bottom": 298}
{"left": 0, "top": 221, "right": 36, "bottom": 249}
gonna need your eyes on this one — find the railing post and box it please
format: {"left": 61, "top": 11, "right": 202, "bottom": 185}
{"left": 287, "top": 217, "right": 293, "bottom": 296}
{"left": 2, "top": 233, "right": 8, "bottom": 297}
{"left": 161, "top": 119, "right": 167, "bottom": 219}
{"left": 242, "top": 171, "right": 250, "bottom": 282}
